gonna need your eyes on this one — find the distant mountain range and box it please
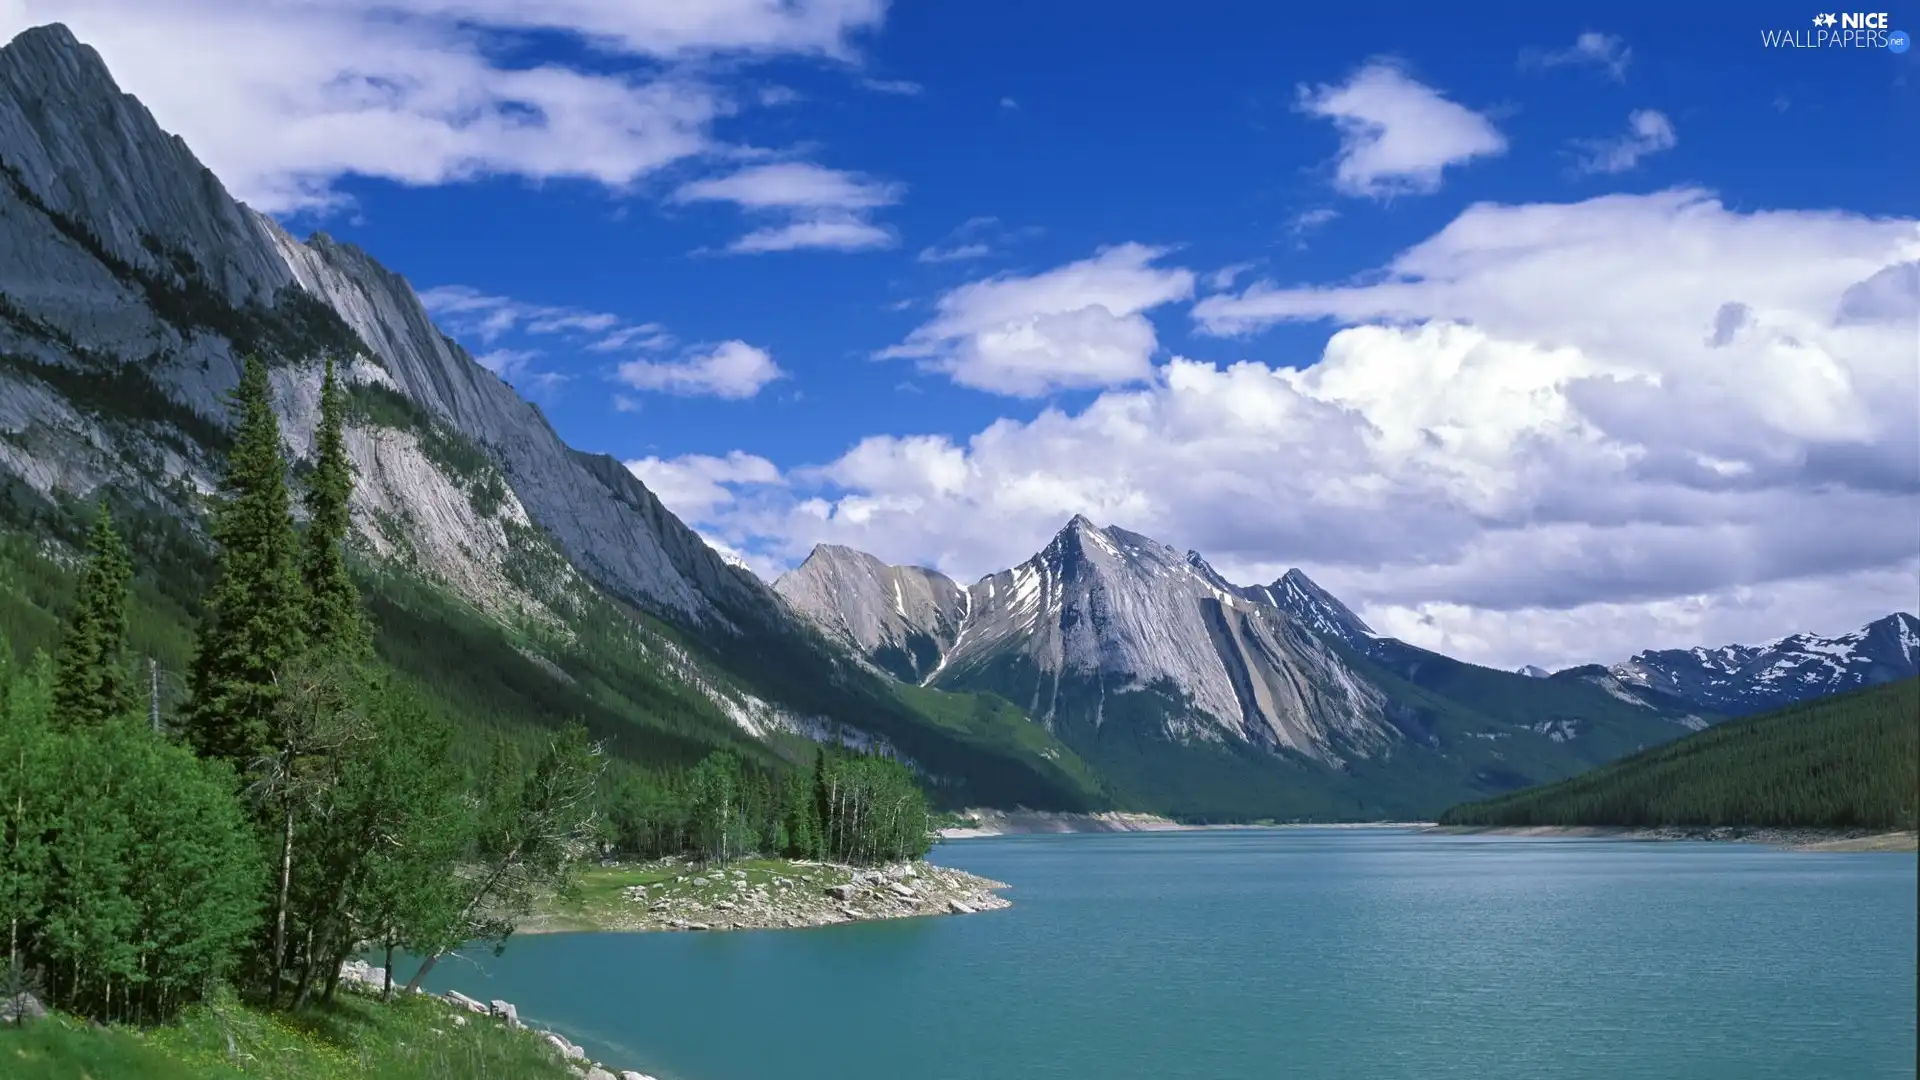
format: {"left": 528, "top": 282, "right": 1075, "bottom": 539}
{"left": 1, "top": 22, "right": 1909, "bottom": 823}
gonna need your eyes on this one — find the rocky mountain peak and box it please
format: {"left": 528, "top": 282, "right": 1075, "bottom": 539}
{"left": 1607, "top": 611, "right": 1920, "bottom": 715}
{"left": 1255, "top": 568, "right": 1376, "bottom": 647}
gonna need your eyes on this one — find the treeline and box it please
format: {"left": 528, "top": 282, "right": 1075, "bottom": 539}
{"left": 0, "top": 357, "right": 603, "bottom": 1026}
{"left": 1439, "top": 677, "right": 1919, "bottom": 830}
{"left": 599, "top": 747, "right": 932, "bottom": 866}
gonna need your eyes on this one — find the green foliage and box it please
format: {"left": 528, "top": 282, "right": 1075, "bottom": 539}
{"left": 50, "top": 503, "right": 136, "bottom": 727}
{"left": 183, "top": 356, "right": 307, "bottom": 768}
{"left": 0, "top": 988, "right": 589, "bottom": 1080}
{"left": 301, "top": 358, "right": 371, "bottom": 661}
{"left": 1, "top": 654, "right": 261, "bottom": 1024}
{"left": 597, "top": 745, "right": 931, "bottom": 867}
{"left": 1439, "top": 678, "right": 1920, "bottom": 830}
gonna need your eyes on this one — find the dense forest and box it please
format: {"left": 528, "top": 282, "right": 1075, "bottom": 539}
{"left": 0, "top": 356, "right": 936, "bottom": 1031}
{"left": 1438, "top": 677, "right": 1919, "bottom": 830}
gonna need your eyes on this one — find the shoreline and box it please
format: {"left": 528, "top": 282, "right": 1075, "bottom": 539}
{"left": 936, "top": 809, "right": 1435, "bottom": 838}
{"left": 518, "top": 857, "right": 1012, "bottom": 935}
{"left": 1426, "top": 824, "right": 1918, "bottom": 852}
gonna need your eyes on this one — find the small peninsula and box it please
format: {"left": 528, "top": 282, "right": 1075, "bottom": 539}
{"left": 524, "top": 856, "right": 1012, "bottom": 934}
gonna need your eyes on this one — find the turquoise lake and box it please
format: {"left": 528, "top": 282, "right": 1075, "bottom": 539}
{"left": 421, "top": 829, "right": 1918, "bottom": 1080}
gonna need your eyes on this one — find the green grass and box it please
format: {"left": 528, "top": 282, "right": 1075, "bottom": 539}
{"left": 536, "top": 856, "right": 853, "bottom": 931}
{"left": 1440, "top": 677, "right": 1920, "bottom": 829}
{"left": 0, "top": 987, "right": 577, "bottom": 1080}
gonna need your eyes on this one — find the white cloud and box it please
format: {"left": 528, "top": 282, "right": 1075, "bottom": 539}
{"left": 0, "top": 0, "right": 884, "bottom": 213}
{"left": 1571, "top": 109, "right": 1677, "bottom": 175}
{"left": 1297, "top": 60, "right": 1506, "bottom": 198}
{"left": 647, "top": 192, "right": 1919, "bottom": 669}
{"left": 420, "top": 285, "right": 638, "bottom": 344}
{"left": 880, "top": 243, "right": 1196, "bottom": 396}
{"left": 625, "top": 450, "right": 784, "bottom": 520}
{"left": 673, "top": 161, "right": 902, "bottom": 253}
{"left": 615, "top": 340, "right": 786, "bottom": 398}
{"left": 1521, "top": 32, "right": 1633, "bottom": 81}
{"left": 473, "top": 347, "right": 542, "bottom": 378}
{"left": 918, "top": 242, "right": 992, "bottom": 263}
{"left": 861, "top": 77, "right": 922, "bottom": 96}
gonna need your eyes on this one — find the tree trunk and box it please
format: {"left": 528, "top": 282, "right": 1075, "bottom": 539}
{"left": 269, "top": 792, "right": 296, "bottom": 1006}
{"left": 382, "top": 942, "right": 395, "bottom": 1002}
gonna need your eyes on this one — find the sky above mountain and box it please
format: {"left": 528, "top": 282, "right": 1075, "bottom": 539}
{"left": 2, "top": 0, "right": 1914, "bottom": 671}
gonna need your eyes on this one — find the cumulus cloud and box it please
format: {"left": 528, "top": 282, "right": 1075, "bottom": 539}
{"left": 673, "top": 161, "right": 902, "bottom": 253}
{"left": 615, "top": 340, "right": 786, "bottom": 398}
{"left": 643, "top": 192, "right": 1920, "bottom": 669}
{"left": 880, "top": 243, "right": 1196, "bottom": 396}
{"left": 1571, "top": 109, "right": 1677, "bottom": 175}
{"left": 1521, "top": 32, "right": 1633, "bottom": 81}
{"left": 0, "top": 0, "right": 884, "bottom": 213}
{"left": 1296, "top": 60, "right": 1506, "bottom": 198}
{"left": 625, "top": 451, "right": 784, "bottom": 520}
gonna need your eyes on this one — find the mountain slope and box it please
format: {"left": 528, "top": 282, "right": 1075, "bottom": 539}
{"left": 777, "top": 518, "right": 1720, "bottom": 819}
{"left": 1603, "top": 613, "right": 1920, "bottom": 715}
{"left": 0, "top": 22, "right": 1097, "bottom": 810}
{"left": 1439, "top": 677, "right": 1919, "bottom": 830}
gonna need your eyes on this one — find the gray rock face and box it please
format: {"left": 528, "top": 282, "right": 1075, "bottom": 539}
{"left": 1604, "top": 612, "right": 1920, "bottom": 715}
{"left": 0, "top": 991, "right": 45, "bottom": 1024}
{"left": 780, "top": 515, "right": 1394, "bottom": 762}
{"left": 773, "top": 544, "right": 968, "bottom": 680}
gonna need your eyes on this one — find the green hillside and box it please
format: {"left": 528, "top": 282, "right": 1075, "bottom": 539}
{"left": 1438, "top": 677, "right": 1920, "bottom": 830}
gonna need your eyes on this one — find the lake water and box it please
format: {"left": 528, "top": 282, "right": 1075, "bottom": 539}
{"left": 421, "top": 829, "right": 1918, "bottom": 1080}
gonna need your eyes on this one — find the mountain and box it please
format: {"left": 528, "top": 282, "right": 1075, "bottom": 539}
{"left": 1516, "top": 665, "right": 1551, "bottom": 679}
{"left": 1602, "top": 613, "right": 1920, "bottom": 716}
{"left": 776, "top": 517, "right": 1711, "bottom": 819}
{"left": 1439, "top": 677, "right": 1919, "bottom": 831}
{"left": 0, "top": 22, "right": 1103, "bottom": 811}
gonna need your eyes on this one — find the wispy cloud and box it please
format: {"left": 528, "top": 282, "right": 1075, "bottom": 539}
{"left": 673, "top": 161, "right": 903, "bottom": 253}
{"left": 861, "top": 77, "right": 923, "bottom": 96}
{"left": 915, "top": 216, "right": 1039, "bottom": 263}
{"left": 1570, "top": 109, "right": 1677, "bottom": 174}
{"left": 1520, "top": 32, "right": 1633, "bottom": 81}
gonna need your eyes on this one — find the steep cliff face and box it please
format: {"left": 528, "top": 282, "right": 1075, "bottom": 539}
{"left": 779, "top": 517, "right": 1398, "bottom": 765}
{"left": 0, "top": 22, "right": 1103, "bottom": 812}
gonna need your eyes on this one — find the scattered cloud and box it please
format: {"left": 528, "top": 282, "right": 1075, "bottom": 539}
{"left": 1205, "top": 262, "right": 1259, "bottom": 292}
{"left": 1296, "top": 60, "right": 1506, "bottom": 198}
{"left": 1287, "top": 208, "right": 1341, "bottom": 247}
{"left": 1570, "top": 109, "right": 1677, "bottom": 175}
{"left": 624, "top": 451, "right": 785, "bottom": 521}
{"left": 880, "top": 243, "right": 1196, "bottom": 396}
{"left": 587, "top": 323, "right": 676, "bottom": 353}
{"left": 861, "top": 77, "right": 923, "bottom": 96}
{"left": 1521, "top": 32, "right": 1633, "bottom": 81}
{"left": 649, "top": 192, "right": 1919, "bottom": 669}
{"left": 615, "top": 340, "right": 787, "bottom": 399}
{"left": 473, "top": 347, "right": 542, "bottom": 378}
{"left": 915, "top": 216, "right": 1038, "bottom": 264}
{"left": 999, "top": 97, "right": 1019, "bottom": 110}
{"left": 0, "top": 0, "right": 891, "bottom": 214}
{"left": 673, "top": 161, "right": 902, "bottom": 253}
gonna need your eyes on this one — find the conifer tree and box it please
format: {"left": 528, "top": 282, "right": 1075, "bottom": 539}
{"left": 183, "top": 355, "right": 306, "bottom": 769}
{"left": 301, "top": 356, "right": 368, "bottom": 661}
{"left": 51, "top": 502, "right": 135, "bottom": 727}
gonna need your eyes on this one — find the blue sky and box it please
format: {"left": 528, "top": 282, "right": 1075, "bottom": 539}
{"left": 8, "top": 0, "right": 1916, "bottom": 668}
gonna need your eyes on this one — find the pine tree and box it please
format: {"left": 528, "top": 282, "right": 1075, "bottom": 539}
{"left": 301, "top": 356, "right": 369, "bottom": 662}
{"left": 51, "top": 503, "right": 136, "bottom": 727}
{"left": 183, "top": 356, "right": 307, "bottom": 769}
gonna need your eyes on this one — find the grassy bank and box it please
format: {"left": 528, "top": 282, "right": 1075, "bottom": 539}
{"left": 523, "top": 856, "right": 1012, "bottom": 933}
{"left": 0, "top": 987, "right": 575, "bottom": 1080}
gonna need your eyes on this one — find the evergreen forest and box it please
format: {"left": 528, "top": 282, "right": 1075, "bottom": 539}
{"left": 1438, "top": 677, "right": 1919, "bottom": 830}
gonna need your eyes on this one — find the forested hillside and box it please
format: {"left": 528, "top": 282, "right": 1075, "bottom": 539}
{"left": 1438, "top": 677, "right": 1919, "bottom": 830}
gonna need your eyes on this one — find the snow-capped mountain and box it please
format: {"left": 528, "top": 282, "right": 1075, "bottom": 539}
{"left": 776, "top": 517, "right": 1724, "bottom": 817}
{"left": 779, "top": 516, "right": 1395, "bottom": 763}
{"left": 1605, "top": 613, "right": 1920, "bottom": 715}
{"left": 1516, "top": 665, "right": 1552, "bottom": 679}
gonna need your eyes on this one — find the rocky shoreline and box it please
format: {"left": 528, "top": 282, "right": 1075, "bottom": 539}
{"left": 530, "top": 857, "right": 1013, "bottom": 934}
{"left": 1427, "top": 824, "right": 1918, "bottom": 851}
{"left": 339, "top": 959, "right": 658, "bottom": 1080}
